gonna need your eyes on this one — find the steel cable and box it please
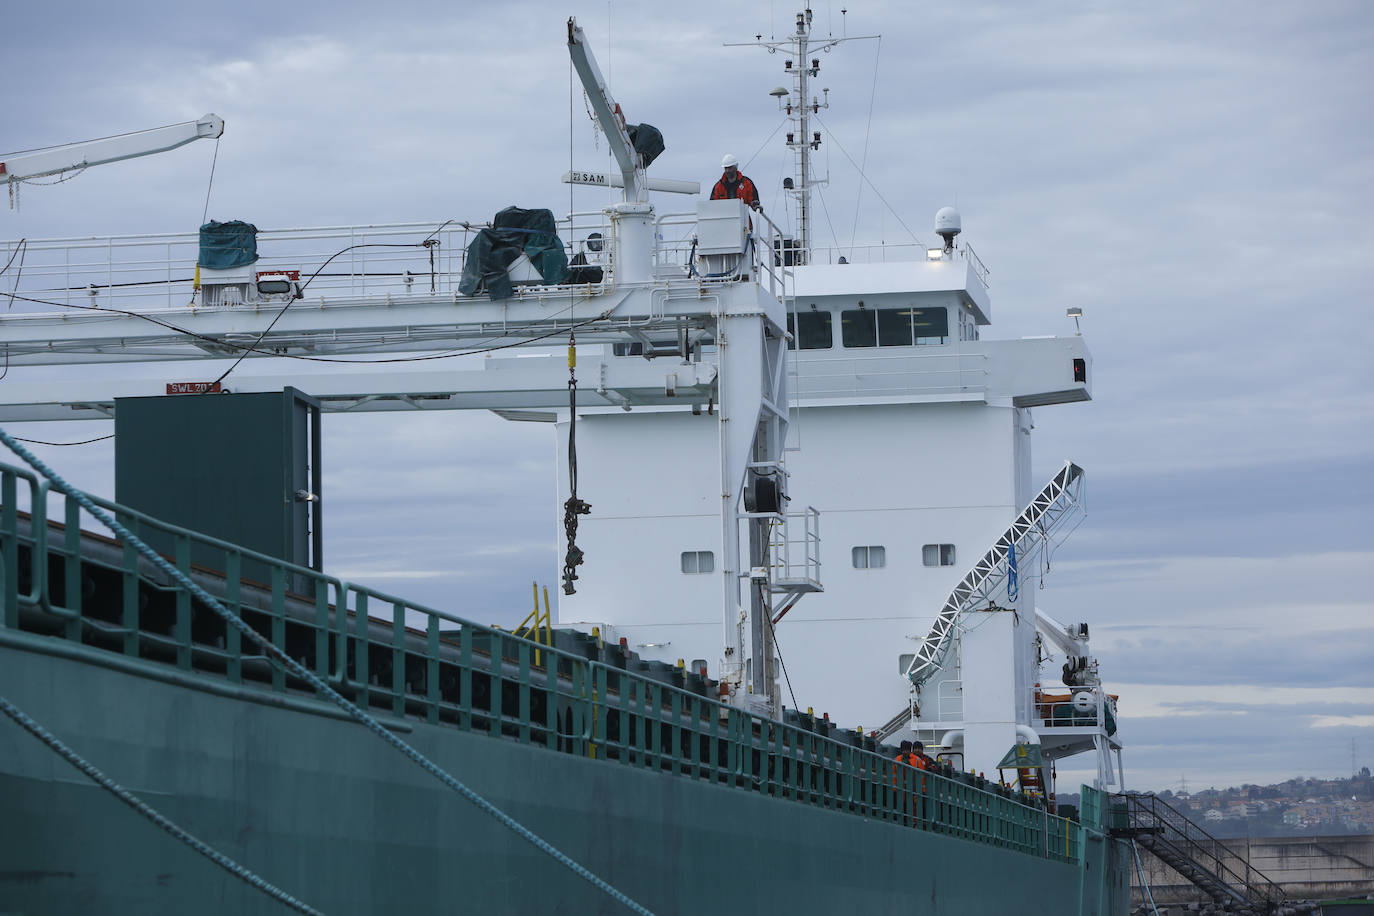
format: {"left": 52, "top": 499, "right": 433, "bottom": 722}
{"left": 0, "top": 427, "right": 656, "bottom": 916}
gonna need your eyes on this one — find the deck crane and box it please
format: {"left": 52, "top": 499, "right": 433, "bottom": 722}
{"left": 1, "top": 114, "right": 224, "bottom": 204}
{"left": 1035, "top": 607, "right": 1100, "bottom": 688}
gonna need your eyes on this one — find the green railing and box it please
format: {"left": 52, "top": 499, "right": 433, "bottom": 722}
{"left": 0, "top": 460, "right": 1081, "bottom": 865}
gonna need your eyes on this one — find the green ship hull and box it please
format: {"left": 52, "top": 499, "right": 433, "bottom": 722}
{"left": 0, "top": 633, "right": 1130, "bottom": 914}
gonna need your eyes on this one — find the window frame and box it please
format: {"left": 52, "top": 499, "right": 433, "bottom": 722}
{"left": 840, "top": 309, "right": 878, "bottom": 348}
{"left": 922, "top": 544, "right": 956, "bottom": 567}
{"left": 787, "top": 309, "right": 834, "bottom": 351}
{"left": 851, "top": 545, "right": 887, "bottom": 569}
{"left": 680, "top": 550, "right": 716, "bottom": 574}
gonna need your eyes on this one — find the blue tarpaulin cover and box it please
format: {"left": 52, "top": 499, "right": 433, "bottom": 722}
{"left": 198, "top": 220, "right": 259, "bottom": 269}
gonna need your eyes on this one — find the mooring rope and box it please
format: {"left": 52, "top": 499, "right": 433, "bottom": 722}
{"left": 0, "top": 694, "right": 325, "bottom": 915}
{"left": 0, "top": 426, "right": 656, "bottom": 916}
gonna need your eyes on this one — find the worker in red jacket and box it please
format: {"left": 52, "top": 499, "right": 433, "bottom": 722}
{"left": 711, "top": 154, "right": 762, "bottom": 211}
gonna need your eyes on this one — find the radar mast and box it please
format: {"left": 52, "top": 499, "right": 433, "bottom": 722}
{"left": 728, "top": 7, "right": 877, "bottom": 264}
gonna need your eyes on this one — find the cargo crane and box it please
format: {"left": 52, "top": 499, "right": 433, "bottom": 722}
{"left": 2, "top": 114, "right": 224, "bottom": 204}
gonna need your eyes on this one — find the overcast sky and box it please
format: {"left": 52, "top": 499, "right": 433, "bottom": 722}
{"left": 2, "top": 0, "right": 1371, "bottom": 794}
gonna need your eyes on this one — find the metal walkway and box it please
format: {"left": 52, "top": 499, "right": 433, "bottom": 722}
{"left": 1115, "top": 792, "right": 1285, "bottom": 914}
{"left": 905, "top": 460, "right": 1086, "bottom": 693}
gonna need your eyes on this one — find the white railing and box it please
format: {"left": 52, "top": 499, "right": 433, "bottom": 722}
{"left": 1030, "top": 686, "right": 1116, "bottom": 731}
{"left": 653, "top": 207, "right": 794, "bottom": 304}
{"left": 807, "top": 241, "right": 990, "bottom": 289}
{"left": 769, "top": 505, "right": 821, "bottom": 588}
{"left": 0, "top": 216, "right": 621, "bottom": 315}
{"left": 1, "top": 205, "right": 804, "bottom": 316}
{"left": 930, "top": 678, "right": 964, "bottom": 722}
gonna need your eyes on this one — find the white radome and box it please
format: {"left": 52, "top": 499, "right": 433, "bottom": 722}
{"left": 934, "top": 206, "right": 962, "bottom": 239}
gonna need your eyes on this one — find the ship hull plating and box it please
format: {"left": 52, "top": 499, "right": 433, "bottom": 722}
{"left": 0, "top": 634, "right": 1130, "bottom": 915}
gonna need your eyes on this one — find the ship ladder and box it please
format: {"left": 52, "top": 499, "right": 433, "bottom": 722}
{"left": 1017, "top": 765, "right": 1045, "bottom": 796}
{"left": 514, "top": 581, "right": 553, "bottom": 667}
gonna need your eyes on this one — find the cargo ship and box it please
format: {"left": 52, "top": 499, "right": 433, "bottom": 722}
{"left": 0, "top": 10, "right": 1140, "bottom": 914}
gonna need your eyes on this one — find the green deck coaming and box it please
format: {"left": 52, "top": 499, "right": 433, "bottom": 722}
{"left": 0, "top": 639, "right": 1130, "bottom": 915}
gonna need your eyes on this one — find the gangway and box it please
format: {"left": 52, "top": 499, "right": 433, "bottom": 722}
{"left": 1115, "top": 792, "right": 1286, "bottom": 914}
{"left": 904, "top": 460, "right": 1086, "bottom": 694}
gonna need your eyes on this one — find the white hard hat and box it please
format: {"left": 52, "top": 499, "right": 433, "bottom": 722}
{"left": 721, "top": 153, "right": 739, "bottom": 169}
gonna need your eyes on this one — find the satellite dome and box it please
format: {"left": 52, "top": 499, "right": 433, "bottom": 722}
{"left": 934, "top": 207, "right": 961, "bottom": 249}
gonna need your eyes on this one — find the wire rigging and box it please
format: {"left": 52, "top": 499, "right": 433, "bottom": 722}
{"left": 813, "top": 184, "right": 843, "bottom": 253}
{"left": 814, "top": 113, "right": 924, "bottom": 246}
{"left": 742, "top": 119, "right": 790, "bottom": 171}
{"left": 12, "top": 433, "right": 114, "bottom": 447}
{"left": 2, "top": 239, "right": 28, "bottom": 310}
{"left": 200, "top": 136, "right": 220, "bottom": 226}
{"left": 847, "top": 36, "right": 882, "bottom": 255}
{"left": 207, "top": 240, "right": 430, "bottom": 386}
{"left": 764, "top": 604, "right": 800, "bottom": 710}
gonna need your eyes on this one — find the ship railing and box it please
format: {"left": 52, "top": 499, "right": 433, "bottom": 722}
{"left": 1030, "top": 686, "right": 1118, "bottom": 735}
{"left": 768, "top": 505, "right": 821, "bottom": 590}
{"left": 792, "top": 350, "right": 990, "bottom": 399}
{"left": 0, "top": 459, "right": 1082, "bottom": 867}
{"left": 0, "top": 204, "right": 805, "bottom": 319}
{"left": 806, "top": 241, "right": 990, "bottom": 288}
{"left": 1119, "top": 792, "right": 1286, "bottom": 907}
{"left": 0, "top": 216, "right": 623, "bottom": 315}
{"left": 652, "top": 207, "right": 794, "bottom": 304}
{"left": 931, "top": 678, "right": 965, "bottom": 722}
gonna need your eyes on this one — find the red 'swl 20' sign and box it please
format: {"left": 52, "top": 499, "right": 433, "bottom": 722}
{"left": 166, "top": 381, "right": 222, "bottom": 395}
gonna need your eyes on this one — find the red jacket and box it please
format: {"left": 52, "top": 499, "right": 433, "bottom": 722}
{"left": 711, "top": 172, "right": 760, "bottom": 209}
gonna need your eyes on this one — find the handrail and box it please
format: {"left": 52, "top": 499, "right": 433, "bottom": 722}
{"left": 1121, "top": 792, "right": 1285, "bottom": 905}
{"left": 0, "top": 458, "right": 1080, "bottom": 865}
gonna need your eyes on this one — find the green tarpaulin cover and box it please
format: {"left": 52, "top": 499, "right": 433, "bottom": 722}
{"left": 628, "top": 123, "right": 664, "bottom": 168}
{"left": 458, "top": 206, "right": 570, "bottom": 300}
{"left": 198, "top": 220, "right": 259, "bottom": 270}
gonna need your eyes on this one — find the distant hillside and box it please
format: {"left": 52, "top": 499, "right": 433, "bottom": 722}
{"left": 1126, "top": 771, "right": 1374, "bottom": 838}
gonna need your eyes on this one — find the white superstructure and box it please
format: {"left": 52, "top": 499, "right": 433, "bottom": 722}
{"left": 554, "top": 214, "right": 1115, "bottom": 780}
{"left": 555, "top": 5, "right": 1123, "bottom": 790}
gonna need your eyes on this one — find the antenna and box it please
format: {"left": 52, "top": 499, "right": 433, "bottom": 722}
{"left": 726, "top": 10, "right": 877, "bottom": 265}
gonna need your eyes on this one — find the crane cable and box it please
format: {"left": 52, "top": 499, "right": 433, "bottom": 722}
{"left": 562, "top": 332, "right": 592, "bottom": 594}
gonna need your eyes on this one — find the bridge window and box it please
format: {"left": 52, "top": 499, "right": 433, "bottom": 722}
{"left": 852, "top": 545, "right": 886, "bottom": 569}
{"left": 680, "top": 550, "right": 715, "bottom": 574}
{"left": 913, "top": 308, "right": 949, "bottom": 345}
{"left": 923, "top": 544, "right": 956, "bottom": 567}
{"left": 842, "top": 307, "right": 949, "bottom": 348}
{"left": 787, "top": 310, "right": 833, "bottom": 350}
{"left": 958, "top": 309, "right": 979, "bottom": 342}
{"left": 839, "top": 309, "right": 876, "bottom": 348}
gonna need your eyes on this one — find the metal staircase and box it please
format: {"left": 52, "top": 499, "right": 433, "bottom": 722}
{"left": 905, "top": 460, "right": 1086, "bottom": 690}
{"left": 1116, "top": 792, "right": 1285, "bottom": 914}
